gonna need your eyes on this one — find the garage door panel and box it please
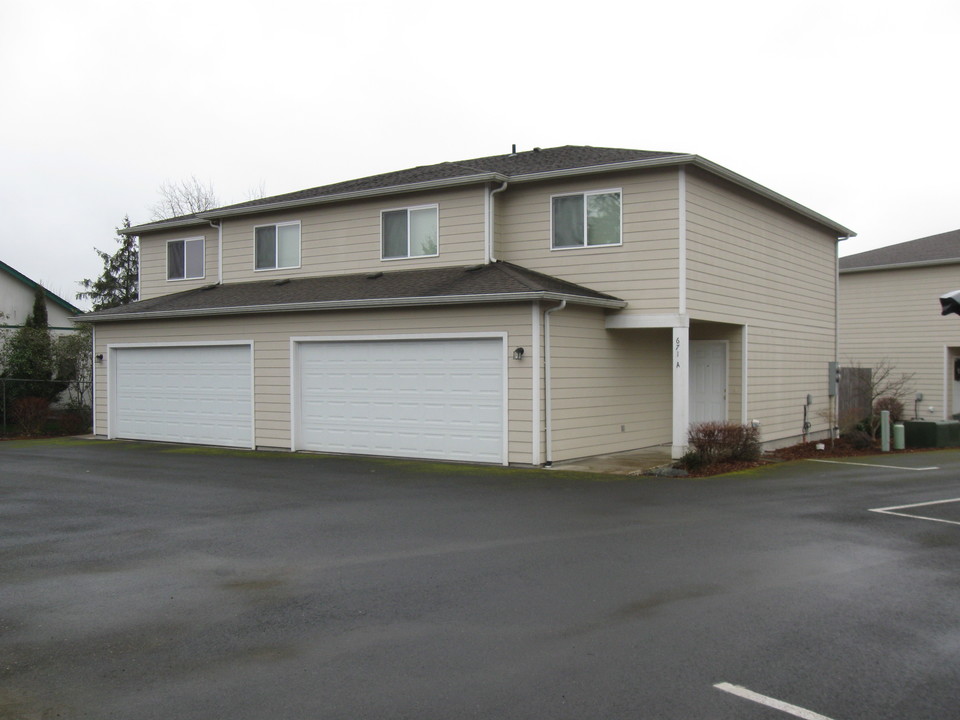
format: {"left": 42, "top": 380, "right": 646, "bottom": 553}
{"left": 113, "top": 346, "right": 252, "bottom": 448}
{"left": 297, "top": 338, "right": 504, "bottom": 463}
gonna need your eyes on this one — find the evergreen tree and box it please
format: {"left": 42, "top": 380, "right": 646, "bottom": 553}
{"left": 25, "top": 285, "right": 48, "bottom": 329}
{"left": 77, "top": 216, "right": 139, "bottom": 310}
{"left": 1, "top": 286, "right": 59, "bottom": 402}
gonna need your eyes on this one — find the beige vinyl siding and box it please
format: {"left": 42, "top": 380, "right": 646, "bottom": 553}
{"left": 138, "top": 227, "right": 218, "bottom": 301}
{"left": 548, "top": 306, "right": 673, "bottom": 460}
{"left": 841, "top": 263, "right": 960, "bottom": 419}
{"left": 218, "top": 186, "right": 486, "bottom": 284}
{"left": 93, "top": 303, "right": 534, "bottom": 464}
{"left": 685, "top": 167, "right": 839, "bottom": 443}
{"left": 497, "top": 169, "right": 681, "bottom": 312}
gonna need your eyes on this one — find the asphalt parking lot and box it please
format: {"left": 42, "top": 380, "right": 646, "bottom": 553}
{"left": 3, "top": 439, "right": 960, "bottom": 719}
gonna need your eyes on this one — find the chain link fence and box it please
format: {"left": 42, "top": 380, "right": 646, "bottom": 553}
{"left": 1, "top": 378, "right": 93, "bottom": 437}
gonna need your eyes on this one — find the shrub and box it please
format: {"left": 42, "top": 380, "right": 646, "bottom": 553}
{"left": 873, "top": 396, "right": 904, "bottom": 423}
{"left": 845, "top": 429, "right": 875, "bottom": 450}
{"left": 58, "top": 406, "right": 91, "bottom": 435}
{"left": 684, "top": 422, "right": 762, "bottom": 467}
{"left": 11, "top": 396, "right": 50, "bottom": 436}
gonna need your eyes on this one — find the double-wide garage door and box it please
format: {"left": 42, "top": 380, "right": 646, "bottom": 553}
{"left": 110, "top": 338, "right": 504, "bottom": 462}
{"left": 296, "top": 338, "right": 504, "bottom": 463}
{"left": 112, "top": 345, "right": 253, "bottom": 448}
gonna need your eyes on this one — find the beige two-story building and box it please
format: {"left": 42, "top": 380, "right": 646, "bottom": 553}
{"left": 77, "top": 146, "right": 853, "bottom": 465}
{"left": 840, "top": 229, "right": 960, "bottom": 421}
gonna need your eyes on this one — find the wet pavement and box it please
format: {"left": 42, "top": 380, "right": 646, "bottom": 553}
{"left": 4, "top": 439, "right": 960, "bottom": 719}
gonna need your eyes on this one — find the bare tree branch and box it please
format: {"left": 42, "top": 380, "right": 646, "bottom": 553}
{"left": 150, "top": 176, "right": 218, "bottom": 220}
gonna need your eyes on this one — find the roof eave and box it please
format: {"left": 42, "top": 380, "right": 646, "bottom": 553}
{"left": 121, "top": 172, "right": 508, "bottom": 235}
{"left": 840, "top": 257, "right": 960, "bottom": 274}
{"left": 120, "top": 152, "right": 856, "bottom": 240}
{"left": 687, "top": 157, "right": 856, "bottom": 238}
{"left": 73, "top": 291, "right": 627, "bottom": 323}
{"left": 0, "top": 260, "right": 83, "bottom": 314}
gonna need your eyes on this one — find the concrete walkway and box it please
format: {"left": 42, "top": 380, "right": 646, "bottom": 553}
{"left": 550, "top": 445, "right": 674, "bottom": 475}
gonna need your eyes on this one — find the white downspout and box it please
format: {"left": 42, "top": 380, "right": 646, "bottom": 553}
{"left": 209, "top": 220, "right": 222, "bottom": 284}
{"left": 91, "top": 323, "right": 97, "bottom": 436}
{"left": 543, "top": 300, "right": 567, "bottom": 466}
{"left": 486, "top": 181, "right": 509, "bottom": 263}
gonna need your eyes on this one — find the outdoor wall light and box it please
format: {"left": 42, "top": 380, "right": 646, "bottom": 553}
{"left": 95, "top": 354, "right": 104, "bottom": 363}
{"left": 513, "top": 347, "right": 524, "bottom": 360}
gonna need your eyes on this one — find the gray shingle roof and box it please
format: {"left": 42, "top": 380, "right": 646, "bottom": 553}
{"left": 840, "top": 229, "right": 960, "bottom": 272}
{"left": 125, "top": 146, "right": 687, "bottom": 232}
{"left": 123, "top": 143, "right": 854, "bottom": 238}
{"left": 76, "top": 261, "right": 625, "bottom": 322}
{"left": 214, "top": 145, "right": 684, "bottom": 214}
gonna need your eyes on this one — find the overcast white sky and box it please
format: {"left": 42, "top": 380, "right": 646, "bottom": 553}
{"left": 2, "top": 0, "right": 958, "bottom": 308}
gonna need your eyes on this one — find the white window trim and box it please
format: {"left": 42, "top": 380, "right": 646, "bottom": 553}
{"left": 253, "top": 220, "right": 302, "bottom": 272}
{"left": 166, "top": 236, "right": 205, "bottom": 281}
{"left": 380, "top": 204, "right": 440, "bottom": 261}
{"left": 549, "top": 188, "right": 623, "bottom": 251}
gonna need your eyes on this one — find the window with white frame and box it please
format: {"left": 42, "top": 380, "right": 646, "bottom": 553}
{"left": 255, "top": 221, "right": 301, "bottom": 270}
{"left": 381, "top": 205, "right": 438, "bottom": 259}
{"left": 167, "top": 237, "right": 205, "bottom": 280}
{"left": 551, "top": 190, "right": 622, "bottom": 249}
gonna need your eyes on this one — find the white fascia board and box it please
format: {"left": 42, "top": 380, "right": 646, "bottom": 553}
{"left": 74, "top": 291, "right": 627, "bottom": 323}
{"left": 840, "top": 258, "right": 960, "bottom": 274}
{"left": 505, "top": 155, "right": 698, "bottom": 184}
{"left": 119, "top": 217, "right": 209, "bottom": 235}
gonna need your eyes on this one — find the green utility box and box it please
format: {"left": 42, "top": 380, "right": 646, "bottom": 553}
{"left": 902, "top": 420, "right": 960, "bottom": 448}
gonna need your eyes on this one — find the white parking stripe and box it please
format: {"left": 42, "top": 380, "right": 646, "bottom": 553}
{"left": 714, "top": 683, "right": 837, "bottom": 720}
{"left": 870, "top": 497, "right": 960, "bottom": 527}
{"left": 807, "top": 459, "right": 939, "bottom": 471}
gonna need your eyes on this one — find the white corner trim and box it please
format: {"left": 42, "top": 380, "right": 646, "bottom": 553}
{"left": 91, "top": 324, "right": 97, "bottom": 436}
{"left": 532, "top": 302, "right": 541, "bottom": 466}
{"left": 678, "top": 167, "right": 687, "bottom": 315}
{"left": 672, "top": 326, "right": 690, "bottom": 459}
{"left": 742, "top": 325, "right": 750, "bottom": 424}
{"left": 944, "top": 345, "right": 950, "bottom": 420}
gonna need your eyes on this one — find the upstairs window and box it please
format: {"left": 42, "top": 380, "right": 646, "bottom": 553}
{"left": 551, "top": 190, "right": 622, "bottom": 249}
{"left": 255, "top": 221, "right": 301, "bottom": 270}
{"left": 381, "top": 205, "right": 438, "bottom": 259}
{"left": 167, "top": 237, "right": 204, "bottom": 280}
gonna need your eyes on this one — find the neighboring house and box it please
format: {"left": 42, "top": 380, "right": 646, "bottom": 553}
{"left": 0, "top": 260, "right": 81, "bottom": 333}
{"left": 840, "top": 229, "right": 960, "bottom": 421}
{"left": 77, "top": 146, "right": 853, "bottom": 465}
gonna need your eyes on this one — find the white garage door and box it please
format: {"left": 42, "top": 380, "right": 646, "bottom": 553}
{"left": 296, "top": 338, "right": 504, "bottom": 463}
{"left": 112, "top": 345, "right": 253, "bottom": 448}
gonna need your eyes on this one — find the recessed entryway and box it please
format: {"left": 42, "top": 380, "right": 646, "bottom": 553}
{"left": 690, "top": 340, "right": 727, "bottom": 425}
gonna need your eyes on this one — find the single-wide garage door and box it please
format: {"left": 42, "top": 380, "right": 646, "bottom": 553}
{"left": 112, "top": 345, "right": 253, "bottom": 448}
{"left": 296, "top": 338, "right": 504, "bottom": 463}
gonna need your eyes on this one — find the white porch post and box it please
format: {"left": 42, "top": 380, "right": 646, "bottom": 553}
{"left": 672, "top": 325, "right": 690, "bottom": 459}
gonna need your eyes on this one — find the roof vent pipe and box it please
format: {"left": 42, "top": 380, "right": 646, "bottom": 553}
{"left": 511, "top": 144, "right": 517, "bottom": 155}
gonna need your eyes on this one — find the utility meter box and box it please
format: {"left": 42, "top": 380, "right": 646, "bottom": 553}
{"left": 902, "top": 420, "right": 960, "bottom": 448}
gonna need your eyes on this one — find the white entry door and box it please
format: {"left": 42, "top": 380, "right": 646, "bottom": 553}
{"left": 295, "top": 337, "right": 505, "bottom": 464}
{"left": 689, "top": 341, "right": 727, "bottom": 425}
{"left": 111, "top": 344, "right": 253, "bottom": 448}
